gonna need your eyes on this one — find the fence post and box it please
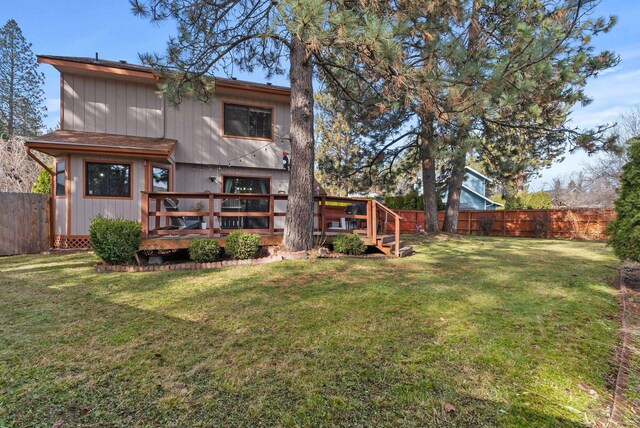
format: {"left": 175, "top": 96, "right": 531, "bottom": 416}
{"left": 467, "top": 211, "right": 472, "bottom": 235}
{"left": 502, "top": 209, "right": 506, "bottom": 236}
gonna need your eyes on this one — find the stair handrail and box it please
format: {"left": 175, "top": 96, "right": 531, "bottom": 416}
{"left": 371, "top": 200, "right": 402, "bottom": 257}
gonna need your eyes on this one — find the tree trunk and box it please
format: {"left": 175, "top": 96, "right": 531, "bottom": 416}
{"left": 283, "top": 38, "right": 315, "bottom": 251}
{"left": 442, "top": 148, "right": 467, "bottom": 232}
{"left": 515, "top": 173, "right": 526, "bottom": 195}
{"left": 420, "top": 114, "right": 439, "bottom": 233}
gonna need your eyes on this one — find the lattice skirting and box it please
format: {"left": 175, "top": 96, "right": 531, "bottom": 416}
{"left": 53, "top": 235, "right": 91, "bottom": 249}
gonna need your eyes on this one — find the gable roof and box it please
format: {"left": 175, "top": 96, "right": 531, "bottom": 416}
{"left": 465, "top": 166, "right": 492, "bottom": 183}
{"left": 38, "top": 55, "right": 291, "bottom": 97}
{"left": 25, "top": 130, "right": 177, "bottom": 159}
{"left": 461, "top": 183, "right": 504, "bottom": 206}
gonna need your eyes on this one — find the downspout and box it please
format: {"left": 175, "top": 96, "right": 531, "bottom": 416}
{"left": 26, "top": 146, "right": 54, "bottom": 175}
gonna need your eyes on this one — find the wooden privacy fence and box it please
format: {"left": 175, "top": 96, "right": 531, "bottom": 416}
{"left": 388, "top": 208, "right": 615, "bottom": 240}
{"left": 0, "top": 192, "right": 50, "bottom": 255}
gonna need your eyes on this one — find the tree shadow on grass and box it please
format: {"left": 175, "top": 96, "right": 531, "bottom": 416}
{"left": 0, "top": 238, "right": 618, "bottom": 426}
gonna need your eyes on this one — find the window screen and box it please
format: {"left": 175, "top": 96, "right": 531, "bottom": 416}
{"left": 85, "top": 162, "right": 131, "bottom": 197}
{"left": 55, "top": 161, "right": 65, "bottom": 197}
{"left": 224, "top": 104, "right": 272, "bottom": 139}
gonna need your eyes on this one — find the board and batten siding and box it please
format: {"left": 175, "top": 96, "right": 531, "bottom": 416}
{"left": 62, "top": 74, "right": 291, "bottom": 169}
{"left": 68, "top": 154, "right": 145, "bottom": 235}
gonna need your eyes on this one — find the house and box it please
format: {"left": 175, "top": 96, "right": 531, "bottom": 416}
{"left": 24, "top": 55, "right": 410, "bottom": 255}
{"left": 25, "top": 55, "right": 294, "bottom": 248}
{"left": 442, "top": 167, "right": 503, "bottom": 210}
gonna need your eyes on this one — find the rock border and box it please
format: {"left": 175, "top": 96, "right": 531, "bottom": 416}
{"left": 94, "top": 251, "right": 310, "bottom": 273}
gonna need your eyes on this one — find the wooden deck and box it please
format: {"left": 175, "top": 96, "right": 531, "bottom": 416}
{"left": 140, "top": 192, "right": 405, "bottom": 256}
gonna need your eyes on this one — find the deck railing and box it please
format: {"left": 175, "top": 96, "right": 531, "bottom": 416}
{"left": 140, "top": 192, "right": 403, "bottom": 254}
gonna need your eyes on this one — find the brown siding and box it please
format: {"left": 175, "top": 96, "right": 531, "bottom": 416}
{"left": 0, "top": 193, "right": 50, "bottom": 255}
{"left": 68, "top": 154, "right": 145, "bottom": 235}
{"left": 62, "top": 74, "right": 291, "bottom": 168}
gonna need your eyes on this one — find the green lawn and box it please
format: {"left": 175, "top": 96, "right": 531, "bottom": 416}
{"left": 0, "top": 236, "right": 620, "bottom": 427}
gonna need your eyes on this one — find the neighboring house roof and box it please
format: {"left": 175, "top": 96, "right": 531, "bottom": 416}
{"left": 37, "top": 55, "right": 291, "bottom": 97}
{"left": 25, "top": 130, "right": 177, "bottom": 159}
{"left": 461, "top": 183, "right": 504, "bottom": 206}
{"left": 465, "top": 166, "right": 492, "bottom": 183}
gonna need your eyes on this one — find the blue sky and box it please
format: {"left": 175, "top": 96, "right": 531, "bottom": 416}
{"left": 2, "top": 0, "right": 639, "bottom": 190}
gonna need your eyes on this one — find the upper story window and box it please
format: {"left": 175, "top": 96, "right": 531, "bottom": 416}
{"left": 223, "top": 103, "right": 273, "bottom": 140}
{"left": 55, "top": 161, "right": 66, "bottom": 197}
{"left": 85, "top": 161, "right": 131, "bottom": 198}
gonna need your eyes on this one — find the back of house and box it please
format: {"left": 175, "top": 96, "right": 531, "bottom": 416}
{"left": 26, "top": 55, "right": 293, "bottom": 248}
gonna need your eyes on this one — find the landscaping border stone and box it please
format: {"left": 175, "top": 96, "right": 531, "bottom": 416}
{"left": 95, "top": 254, "right": 287, "bottom": 273}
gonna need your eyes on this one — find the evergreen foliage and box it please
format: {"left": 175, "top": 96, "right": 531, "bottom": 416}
{"left": 225, "top": 231, "right": 260, "bottom": 260}
{"left": 0, "top": 19, "right": 46, "bottom": 138}
{"left": 189, "top": 239, "right": 221, "bottom": 263}
{"left": 607, "top": 138, "right": 640, "bottom": 261}
{"left": 31, "top": 168, "right": 50, "bottom": 194}
{"left": 89, "top": 217, "right": 141, "bottom": 265}
{"left": 384, "top": 191, "right": 444, "bottom": 211}
{"left": 130, "top": 0, "right": 400, "bottom": 251}
{"left": 319, "top": 0, "right": 618, "bottom": 232}
{"left": 500, "top": 191, "right": 553, "bottom": 210}
{"left": 332, "top": 234, "right": 365, "bottom": 255}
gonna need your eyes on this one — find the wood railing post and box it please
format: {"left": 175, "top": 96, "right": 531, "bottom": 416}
{"left": 208, "top": 193, "right": 214, "bottom": 237}
{"left": 366, "top": 200, "right": 372, "bottom": 238}
{"left": 269, "top": 194, "right": 275, "bottom": 235}
{"left": 155, "top": 198, "right": 162, "bottom": 228}
{"left": 395, "top": 215, "right": 400, "bottom": 257}
{"left": 372, "top": 202, "right": 378, "bottom": 244}
{"left": 141, "top": 192, "right": 149, "bottom": 239}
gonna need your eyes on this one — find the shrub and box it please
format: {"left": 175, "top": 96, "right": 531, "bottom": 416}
{"left": 531, "top": 213, "right": 551, "bottom": 238}
{"left": 476, "top": 216, "right": 495, "bottom": 236}
{"left": 225, "top": 231, "right": 260, "bottom": 259}
{"left": 607, "top": 138, "right": 640, "bottom": 261}
{"left": 189, "top": 238, "right": 220, "bottom": 262}
{"left": 89, "top": 216, "right": 141, "bottom": 265}
{"left": 333, "top": 233, "right": 366, "bottom": 255}
{"left": 31, "top": 168, "right": 50, "bottom": 194}
{"left": 504, "top": 191, "right": 552, "bottom": 209}
{"left": 384, "top": 190, "right": 445, "bottom": 211}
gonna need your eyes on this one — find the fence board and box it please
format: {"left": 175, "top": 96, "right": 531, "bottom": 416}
{"left": 0, "top": 192, "right": 50, "bottom": 255}
{"left": 388, "top": 208, "right": 615, "bottom": 240}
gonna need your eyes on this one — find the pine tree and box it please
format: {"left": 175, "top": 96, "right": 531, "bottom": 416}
{"left": 607, "top": 138, "right": 640, "bottom": 261}
{"left": 320, "top": 0, "right": 617, "bottom": 233}
{"left": 0, "top": 19, "right": 46, "bottom": 138}
{"left": 131, "top": 0, "right": 399, "bottom": 250}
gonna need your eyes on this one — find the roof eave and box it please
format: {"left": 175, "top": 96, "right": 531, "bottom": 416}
{"left": 25, "top": 140, "right": 173, "bottom": 159}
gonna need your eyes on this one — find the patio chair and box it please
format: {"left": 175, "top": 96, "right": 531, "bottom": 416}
{"left": 156, "top": 198, "right": 201, "bottom": 230}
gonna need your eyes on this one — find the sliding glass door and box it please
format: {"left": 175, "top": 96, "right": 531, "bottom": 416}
{"left": 221, "top": 176, "right": 270, "bottom": 230}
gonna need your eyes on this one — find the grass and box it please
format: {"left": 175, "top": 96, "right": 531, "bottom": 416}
{"left": 0, "top": 235, "right": 621, "bottom": 427}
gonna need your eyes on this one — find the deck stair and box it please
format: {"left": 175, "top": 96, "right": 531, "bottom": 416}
{"left": 374, "top": 235, "right": 414, "bottom": 257}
